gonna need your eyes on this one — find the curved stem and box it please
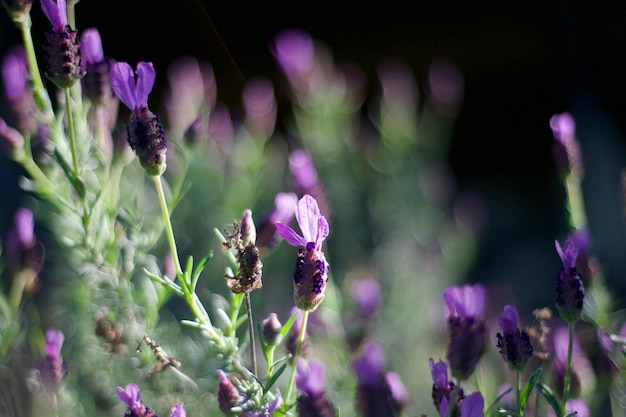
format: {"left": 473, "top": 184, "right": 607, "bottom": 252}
{"left": 561, "top": 322, "right": 575, "bottom": 416}
{"left": 282, "top": 310, "right": 309, "bottom": 412}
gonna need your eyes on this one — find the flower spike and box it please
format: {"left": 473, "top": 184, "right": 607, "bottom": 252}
{"left": 40, "top": 0, "right": 67, "bottom": 30}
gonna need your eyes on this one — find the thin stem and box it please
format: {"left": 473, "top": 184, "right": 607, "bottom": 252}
{"left": 64, "top": 87, "right": 80, "bottom": 175}
{"left": 515, "top": 370, "right": 521, "bottom": 416}
{"left": 16, "top": 13, "right": 54, "bottom": 119}
{"left": 282, "top": 310, "right": 309, "bottom": 412}
{"left": 153, "top": 175, "right": 183, "bottom": 277}
{"left": 245, "top": 292, "right": 257, "bottom": 376}
{"left": 561, "top": 322, "right": 575, "bottom": 416}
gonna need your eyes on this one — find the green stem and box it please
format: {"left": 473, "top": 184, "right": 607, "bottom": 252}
{"left": 565, "top": 173, "right": 586, "bottom": 230}
{"left": 561, "top": 322, "right": 575, "bottom": 416}
{"left": 64, "top": 87, "right": 80, "bottom": 176}
{"left": 153, "top": 175, "right": 183, "bottom": 277}
{"left": 15, "top": 13, "right": 54, "bottom": 119}
{"left": 245, "top": 292, "right": 257, "bottom": 376}
{"left": 282, "top": 310, "right": 309, "bottom": 413}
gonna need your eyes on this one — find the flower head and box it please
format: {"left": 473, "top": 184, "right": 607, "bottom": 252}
{"left": 296, "top": 358, "right": 326, "bottom": 397}
{"left": 117, "top": 383, "right": 142, "bottom": 411}
{"left": 549, "top": 113, "right": 576, "bottom": 146}
{"left": 430, "top": 358, "right": 462, "bottom": 416}
{"left": 80, "top": 28, "right": 103, "bottom": 64}
{"left": 440, "top": 391, "right": 484, "bottom": 417}
{"left": 40, "top": 328, "right": 67, "bottom": 392}
{"left": 40, "top": 0, "right": 67, "bottom": 30}
{"left": 110, "top": 62, "right": 156, "bottom": 111}
{"left": 443, "top": 284, "right": 487, "bottom": 381}
{"left": 496, "top": 305, "right": 533, "bottom": 372}
{"left": 276, "top": 195, "right": 330, "bottom": 310}
{"left": 555, "top": 233, "right": 585, "bottom": 323}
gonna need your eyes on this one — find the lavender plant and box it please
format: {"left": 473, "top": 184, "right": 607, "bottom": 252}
{"left": 1, "top": 1, "right": 626, "bottom": 417}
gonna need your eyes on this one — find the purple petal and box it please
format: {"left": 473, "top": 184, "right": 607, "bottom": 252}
{"left": 271, "top": 192, "right": 298, "bottom": 224}
{"left": 429, "top": 358, "right": 449, "bottom": 390}
{"left": 44, "top": 328, "right": 64, "bottom": 358}
{"left": 315, "top": 215, "right": 329, "bottom": 249}
{"left": 444, "top": 284, "right": 486, "bottom": 319}
{"left": 270, "top": 29, "right": 315, "bottom": 79}
{"left": 275, "top": 222, "right": 306, "bottom": 247}
{"left": 110, "top": 62, "right": 137, "bottom": 109}
{"left": 289, "top": 150, "right": 318, "bottom": 189}
{"left": 549, "top": 112, "right": 576, "bottom": 145}
{"left": 499, "top": 305, "right": 518, "bottom": 333}
{"left": 135, "top": 62, "right": 156, "bottom": 108}
{"left": 439, "top": 397, "right": 449, "bottom": 417}
{"left": 2, "top": 46, "right": 28, "bottom": 100}
{"left": 295, "top": 195, "right": 321, "bottom": 244}
{"left": 117, "top": 383, "right": 141, "bottom": 409}
{"left": 81, "top": 28, "right": 104, "bottom": 64}
{"left": 352, "top": 342, "right": 385, "bottom": 383}
{"left": 170, "top": 403, "right": 186, "bottom": 417}
{"left": 555, "top": 238, "right": 578, "bottom": 269}
{"left": 460, "top": 392, "right": 485, "bottom": 417}
{"left": 385, "top": 372, "right": 408, "bottom": 407}
{"left": 39, "top": 0, "right": 66, "bottom": 29}
{"left": 295, "top": 358, "right": 326, "bottom": 397}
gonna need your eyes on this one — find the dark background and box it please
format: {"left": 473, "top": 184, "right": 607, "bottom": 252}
{"left": 2, "top": 0, "right": 626, "bottom": 314}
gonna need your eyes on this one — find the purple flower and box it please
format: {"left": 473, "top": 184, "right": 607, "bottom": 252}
{"left": 555, "top": 233, "right": 585, "bottom": 323}
{"left": 110, "top": 62, "right": 156, "bottom": 111}
{"left": 261, "top": 312, "right": 282, "bottom": 346}
{"left": 117, "top": 383, "right": 142, "bottom": 412}
{"left": 270, "top": 29, "right": 315, "bottom": 81}
{"left": 217, "top": 370, "right": 242, "bottom": 413}
{"left": 429, "top": 358, "right": 450, "bottom": 391}
{"left": 443, "top": 284, "right": 487, "bottom": 381}
{"left": 350, "top": 277, "right": 381, "bottom": 319}
{"left": 276, "top": 194, "right": 328, "bottom": 251}
{"left": 276, "top": 195, "right": 330, "bottom": 311}
{"left": 549, "top": 113, "right": 576, "bottom": 146}
{"left": 296, "top": 358, "right": 326, "bottom": 397}
{"left": 40, "top": 328, "right": 67, "bottom": 392}
{"left": 352, "top": 342, "right": 385, "bottom": 385}
{"left": 2, "top": 46, "right": 29, "bottom": 101}
{"left": 80, "top": 28, "right": 104, "bottom": 64}
{"left": 289, "top": 149, "right": 318, "bottom": 190}
{"left": 385, "top": 372, "right": 408, "bottom": 412}
{"left": 243, "top": 77, "right": 276, "bottom": 136}
{"left": 441, "top": 391, "right": 485, "bottom": 417}
{"left": 39, "top": 0, "right": 67, "bottom": 30}
{"left": 170, "top": 403, "right": 185, "bottom": 417}
{"left": 496, "top": 305, "right": 533, "bottom": 372}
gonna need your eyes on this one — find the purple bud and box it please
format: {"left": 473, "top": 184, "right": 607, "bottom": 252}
{"left": 270, "top": 29, "right": 315, "bottom": 81}
{"left": 2, "top": 46, "right": 29, "bottom": 101}
{"left": 240, "top": 209, "right": 257, "bottom": 245}
{"left": 350, "top": 277, "right": 381, "bottom": 319}
{"left": 289, "top": 149, "right": 318, "bottom": 190}
{"left": 352, "top": 342, "right": 385, "bottom": 385}
{"left": 261, "top": 312, "right": 282, "bottom": 346}
{"left": 80, "top": 28, "right": 104, "bottom": 64}
{"left": 217, "top": 370, "right": 242, "bottom": 413}
{"left": 498, "top": 305, "right": 518, "bottom": 334}
{"left": 496, "top": 306, "right": 533, "bottom": 372}
{"left": 549, "top": 113, "right": 576, "bottom": 146}
{"left": 40, "top": 328, "right": 67, "bottom": 392}
{"left": 44, "top": 328, "right": 64, "bottom": 358}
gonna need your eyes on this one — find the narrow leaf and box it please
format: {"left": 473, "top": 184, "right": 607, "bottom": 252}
{"left": 537, "top": 382, "right": 562, "bottom": 416}
{"left": 520, "top": 368, "right": 542, "bottom": 410}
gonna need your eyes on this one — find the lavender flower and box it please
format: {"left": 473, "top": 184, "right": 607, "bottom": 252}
{"left": 169, "top": 403, "right": 185, "bottom": 417}
{"left": 295, "top": 358, "right": 335, "bottom": 417}
{"left": 217, "top": 370, "right": 242, "bottom": 414}
{"left": 270, "top": 29, "right": 316, "bottom": 90}
{"left": 430, "top": 358, "right": 463, "bottom": 416}
{"left": 40, "top": 328, "right": 67, "bottom": 392}
{"left": 80, "top": 28, "right": 115, "bottom": 105}
{"left": 276, "top": 194, "right": 329, "bottom": 311}
{"left": 443, "top": 284, "right": 487, "bottom": 381}
{"left": 353, "top": 343, "right": 404, "bottom": 417}
{"left": 2, "top": 46, "right": 36, "bottom": 134}
{"left": 550, "top": 112, "right": 583, "bottom": 175}
{"left": 555, "top": 233, "right": 585, "bottom": 323}
{"left": 6, "top": 207, "right": 41, "bottom": 285}
{"left": 110, "top": 61, "right": 167, "bottom": 176}
{"left": 440, "top": 391, "right": 485, "bottom": 417}
{"left": 496, "top": 305, "right": 533, "bottom": 372}
{"left": 117, "top": 383, "right": 157, "bottom": 417}
{"left": 40, "top": 0, "right": 84, "bottom": 88}
{"left": 350, "top": 277, "right": 381, "bottom": 319}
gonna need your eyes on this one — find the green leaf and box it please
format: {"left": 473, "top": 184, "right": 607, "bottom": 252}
{"left": 264, "top": 363, "right": 287, "bottom": 393}
{"left": 520, "top": 368, "right": 542, "bottom": 410}
{"left": 495, "top": 409, "right": 520, "bottom": 417}
{"left": 191, "top": 250, "right": 213, "bottom": 292}
{"left": 537, "top": 382, "right": 562, "bottom": 417}
{"left": 486, "top": 387, "right": 513, "bottom": 417}
{"left": 280, "top": 310, "right": 300, "bottom": 339}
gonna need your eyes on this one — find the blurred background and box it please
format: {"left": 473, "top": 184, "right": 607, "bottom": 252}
{"left": 3, "top": 0, "right": 626, "bottom": 315}
{"left": 2, "top": 1, "right": 626, "bottom": 415}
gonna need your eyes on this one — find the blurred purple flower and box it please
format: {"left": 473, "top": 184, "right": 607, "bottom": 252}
{"left": 170, "top": 403, "right": 185, "bottom": 417}
{"left": 80, "top": 28, "right": 115, "bottom": 106}
{"left": 385, "top": 372, "right": 408, "bottom": 412}
{"left": 296, "top": 358, "right": 326, "bottom": 397}
{"left": 496, "top": 305, "right": 532, "bottom": 372}
{"left": 270, "top": 29, "right": 315, "bottom": 81}
{"left": 243, "top": 77, "right": 276, "bottom": 137}
{"left": 217, "top": 370, "right": 242, "bottom": 413}
{"left": 429, "top": 358, "right": 462, "bottom": 415}
{"left": 555, "top": 233, "right": 585, "bottom": 323}
{"left": 2, "top": 46, "right": 28, "bottom": 101}
{"left": 350, "top": 277, "right": 381, "bottom": 319}
{"left": 208, "top": 103, "right": 234, "bottom": 151}
{"left": 289, "top": 149, "right": 318, "bottom": 190}
{"left": 117, "top": 383, "right": 142, "bottom": 411}
{"left": 80, "top": 28, "right": 103, "bottom": 64}
{"left": 0, "top": 118, "right": 24, "bottom": 153}
{"left": 39, "top": 0, "right": 67, "bottom": 30}
{"left": 550, "top": 113, "right": 576, "bottom": 146}
{"left": 550, "top": 112, "right": 582, "bottom": 175}
{"left": 256, "top": 192, "right": 298, "bottom": 248}
{"left": 443, "top": 284, "right": 487, "bottom": 381}
{"left": 441, "top": 391, "right": 484, "bottom": 417}
{"left": 40, "top": 328, "right": 67, "bottom": 392}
